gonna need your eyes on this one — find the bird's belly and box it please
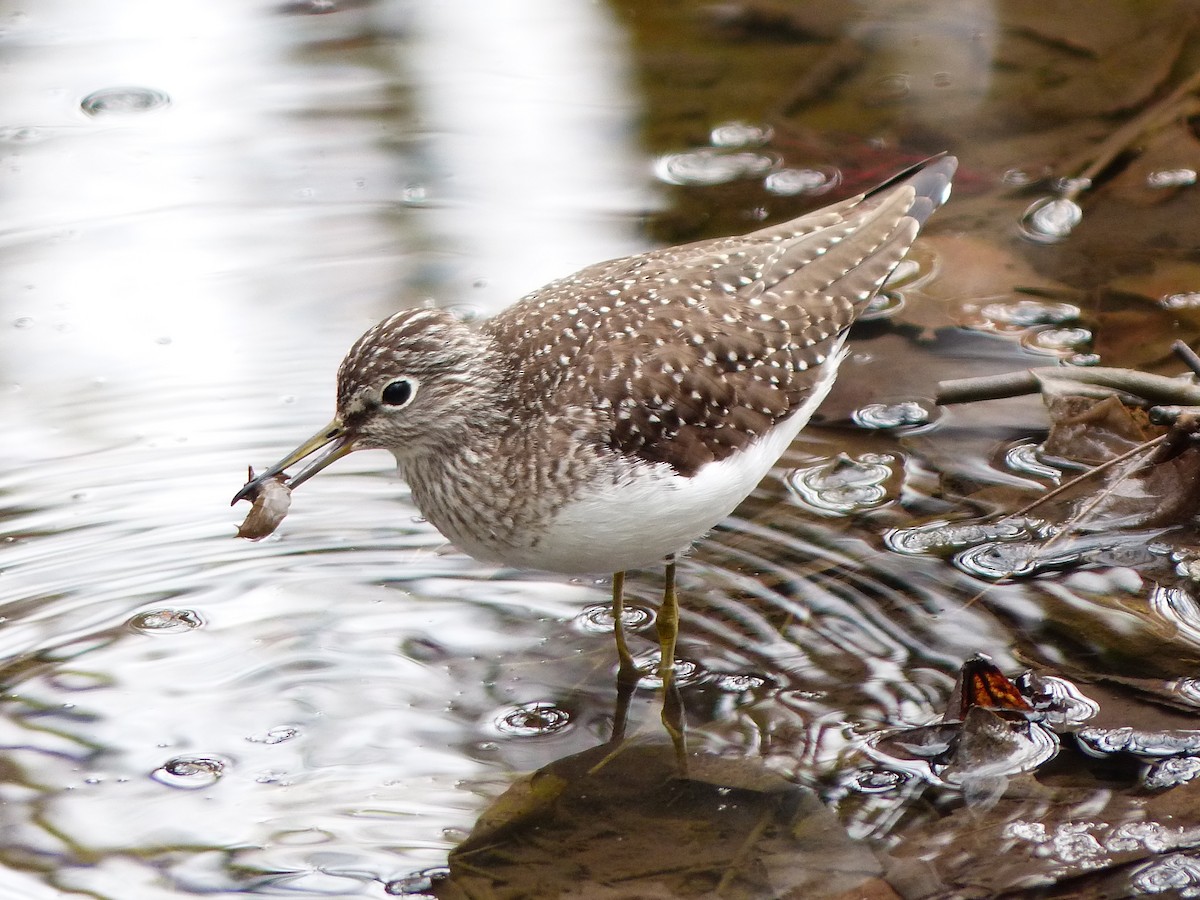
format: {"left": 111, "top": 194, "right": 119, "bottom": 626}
{"left": 501, "top": 340, "right": 848, "bottom": 575}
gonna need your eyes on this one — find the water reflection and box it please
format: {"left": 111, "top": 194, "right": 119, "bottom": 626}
{"left": 5, "top": 0, "right": 1200, "bottom": 896}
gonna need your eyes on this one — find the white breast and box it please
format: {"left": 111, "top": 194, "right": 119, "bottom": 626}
{"left": 501, "top": 338, "right": 849, "bottom": 574}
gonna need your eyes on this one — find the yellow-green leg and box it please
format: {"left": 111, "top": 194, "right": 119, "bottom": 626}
{"left": 657, "top": 557, "right": 688, "bottom": 773}
{"left": 610, "top": 571, "right": 639, "bottom": 743}
{"left": 612, "top": 571, "right": 637, "bottom": 683}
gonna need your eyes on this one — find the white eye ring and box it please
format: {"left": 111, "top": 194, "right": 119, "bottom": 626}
{"left": 381, "top": 377, "right": 419, "bottom": 408}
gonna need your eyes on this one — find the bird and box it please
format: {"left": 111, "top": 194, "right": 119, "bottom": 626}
{"left": 233, "top": 153, "right": 957, "bottom": 755}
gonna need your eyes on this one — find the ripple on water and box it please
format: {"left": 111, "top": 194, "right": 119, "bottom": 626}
{"left": 763, "top": 166, "right": 840, "bottom": 197}
{"left": 653, "top": 148, "right": 778, "bottom": 186}
{"left": 491, "top": 701, "right": 573, "bottom": 737}
{"left": 80, "top": 86, "right": 171, "bottom": 116}
{"left": 1003, "top": 440, "right": 1064, "bottom": 480}
{"left": 385, "top": 867, "right": 450, "bottom": 897}
{"left": 1018, "top": 196, "right": 1083, "bottom": 243}
{"left": 885, "top": 518, "right": 1045, "bottom": 556}
{"left": 852, "top": 400, "right": 932, "bottom": 430}
{"left": 966, "top": 298, "right": 1081, "bottom": 331}
{"left": 576, "top": 601, "right": 653, "bottom": 634}
{"left": 150, "top": 754, "right": 228, "bottom": 789}
{"left": 128, "top": 608, "right": 205, "bottom": 634}
{"left": 1020, "top": 325, "right": 1092, "bottom": 356}
{"left": 786, "top": 453, "right": 896, "bottom": 514}
{"left": 709, "top": 121, "right": 772, "bottom": 147}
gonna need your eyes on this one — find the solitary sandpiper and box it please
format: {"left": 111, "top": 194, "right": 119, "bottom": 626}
{"left": 234, "top": 153, "right": 957, "bottom": 750}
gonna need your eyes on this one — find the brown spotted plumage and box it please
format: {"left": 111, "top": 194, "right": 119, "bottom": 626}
{"left": 236, "top": 155, "right": 957, "bottom": 576}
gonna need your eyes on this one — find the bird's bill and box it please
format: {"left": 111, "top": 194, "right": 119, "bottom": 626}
{"left": 231, "top": 418, "right": 355, "bottom": 505}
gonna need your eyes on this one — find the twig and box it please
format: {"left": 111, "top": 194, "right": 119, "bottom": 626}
{"left": 1173, "top": 340, "right": 1200, "bottom": 379}
{"left": 937, "top": 367, "right": 1200, "bottom": 407}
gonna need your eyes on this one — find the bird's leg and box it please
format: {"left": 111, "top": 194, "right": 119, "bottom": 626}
{"left": 657, "top": 557, "right": 688, "bottom": 772}
{"left": 612, "top": 571, "right": 638, "bottom": 685}
{"left": 610, "top": 570, "right": 639, "bottom": 743}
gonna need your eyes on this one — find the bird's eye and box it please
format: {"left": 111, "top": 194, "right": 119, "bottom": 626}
{"left": 381, "top": 378, "right": 416, "bottom": 407}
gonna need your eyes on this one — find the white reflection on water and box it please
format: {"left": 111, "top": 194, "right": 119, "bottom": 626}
{"left": 0, "top": 0, "right": 647, "bottom": 894}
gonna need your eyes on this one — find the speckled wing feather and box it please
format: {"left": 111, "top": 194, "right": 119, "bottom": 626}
{"left": 484, "top": 156, "right": 955, "bottom": 476}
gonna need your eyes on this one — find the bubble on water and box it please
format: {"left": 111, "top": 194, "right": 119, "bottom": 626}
{"left": 1018, "top": 196, "right": 1083, "bottom": 243}
{"left": 1146, "top": 168, "right": 1197, "bottom": 189}
{"left": 1078, "top": 726, "right": 1200, "bottom": 758}
{"left": 885, "top": 518, "right": 1044, "bottom": 556}
{"left": 80, "top": 86, "right": 170, "bottom": 116}
{"left": 870, "top": 73, "right": 911, "bottom": 104}
{"left": 636, "top": 656, "right": 702, "bottom": 688}
{"left": 852, "top": 400, "right": 931, "bottom": 429}
{"left": 128, "top": 608, "right": 204, "bottom": 634}
{"left": 13, "top": 316, "right": 33, "bottom": 328}
{"left": 853, "top": 767, "right": 908, "bottom": 793}
{"left": 1004, "top": 441, "right": 1063, "bottom": 480}
{"left": 385, "top": 867, "right": 450, "bottom": 896}
{"left": 246, "top": 726, "right": 299, "bottom": 745}
{"left": 653, "top": 149, "right": 778, "bottom": 186}
{"left": 1144, "top": 755, "right": 1200, "bottom": 790}
{"left": 975, "top": 298, "right": 1081, "bottom": 329}
{"left": 492, "top": 701, "right": 573, "bottom": 737}
{"left": 1161, "top": 292, "right": 1200, "bottom": 310}
{"left": 1131, "top": 854, "right": 1200, "bottom": 895}
{"left": 399, "top": 183, "right": 430, "bottom": 207}
{"left": 709, "top": 121, "right": 772, "bottom": 148}
{"left": 713, "top": 672, "right": 768, "bottom": 693}
{"left": 577, "top": 602, "right": 653, "bottom": 634}
{"left": 787, "top": 453, "right": 894, "bottom": 513}
{"left": 1014, "top": 672, "right": 1099, "bottom": 727}
{"left": 859, "top": 291, "right": 904, "bottom": 321}
{"left": 763, "top": 166, "right": 840, "bottom": 196}
{"left": 151, "top": 755, "right": 228, "bottom": 789}
{"left": 1021, "top": 326, "right": 1092, "bottom": 355}
{"left": 954, "top": 540, "right": 1080, "bottom": 579}
{"left": 1001, "top": 167, "right": 1045, "bottom": 187}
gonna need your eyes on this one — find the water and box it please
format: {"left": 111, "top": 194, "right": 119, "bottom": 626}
{"left": 6, "top": 1, "right": 1200, "bottom": 898}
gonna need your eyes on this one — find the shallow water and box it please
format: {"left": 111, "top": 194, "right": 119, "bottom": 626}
{"left": 5, "top": 1, "right": 1200, "bottom": 898}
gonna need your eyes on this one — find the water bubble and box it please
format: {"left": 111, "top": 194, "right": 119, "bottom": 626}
{"left": 1001, "top": 167, "right": 1047, "bottom": 187}
{"left": 1144, "top": 755, "right": 1200, "bottom": 790}
{"left": 852, "top": 400, "right": 930, "bottom": 429}
{"left": 853, "top": 768, "right": 908, "bottom": 793}
{"left": 1160, "top": 292, "right": 1200, "bottom": 310}
{"left": 1065, "top": 351, "right": 1101, "bottom": 366}
{"left": 954, "top": 540, "right": 1079, "bottom": 579}
{"left": 246, "top": 726, "right": 299, "bottom": 745}
{"left": 151, "top": 755, "right": 228, "bottom": 789}
{"left": 713, "top": 672, "right": 768, "bottom": 692}
{"left": 787, "top": 453, "right": 894, "bottom": 514}
{"left": 1146, "top": 168, "right": 1197, "bottom": 189}
{"left": 885, "top": 518, "right": 1044, "bottom": 556}
{"left": 763, "top": 166, "right": 840, "bottom": 196}
{"left": 709, "top": 121, "right": 772, "bottom": 148}
{"left": 0, "top": 126, "right": 41, "bottom": 143}
{"left": 1014, "top": 673, "right": 1099, "bottom": 727}
{"left": 128, "top": 608, "right": 204, "bottom": 634}
{"left": 1131, "top": 854, "right": 1200, "bottom": 895}
{"left": 1018, "top": 196, "right": 1083, "bottom": 243}
{"left": 13, "top": 316, "right": 33, "bottom": 329}
{"left": 399, "top": 183, "right": 429, "bottom": 206}
{"left": 1077, "top": 726, "right": 1200, "bottom": 757}
{"left": 493, "top": 701, "right": 573, "bottom": 737}
{"left": 859, "top": 291, "right": 903, "bottom": 321}
{"left": 1021, "top": 326, "right": 1092, "bottom": 355}
{"left": 385, "top": 867, "right": 449, "bottom": 896}
{"left": 1004, "top": 441, "right": 1063, "bottom": 480}
{"left": 80, "top": 86, "right": 170, "bottom": 117}
{"left": 577, "top": 602, "right": 652, "bottom": 634}
{"left": 653, "top": 149, "right": 778, "bottom": 186}
{"left": 976, "top": 299, "right": 1080, "bottom": 328}
{"left": 636, "top": 656, "right": 702, "bottom": 687}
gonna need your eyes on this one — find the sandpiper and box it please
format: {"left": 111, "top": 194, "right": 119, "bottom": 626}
{"left": 234, "top": 153, "right": 956, "bottom": 747}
